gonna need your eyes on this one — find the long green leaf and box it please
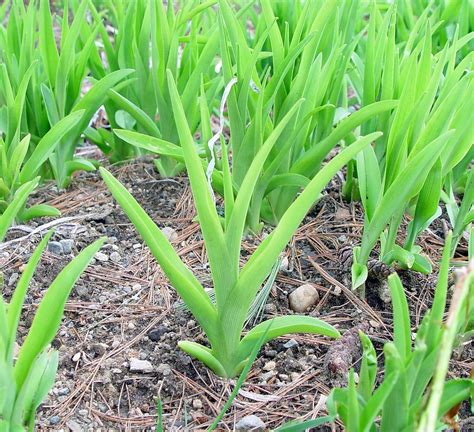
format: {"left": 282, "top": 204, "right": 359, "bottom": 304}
{"left": 14, "top": 237, "right": 106, "bottom": 389}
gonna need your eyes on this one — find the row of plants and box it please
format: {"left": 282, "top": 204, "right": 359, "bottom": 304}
{"left": 1, "top": 0, "right": 473, "bottom": 430}
{"left": 2, "top": 206, "right": 472, "bottom": 430}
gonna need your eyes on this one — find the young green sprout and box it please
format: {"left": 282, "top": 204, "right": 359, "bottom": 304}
{"left": 348, "top": 5, "right": 473, "bottom": 291}
{"left": 1, "top": 0, "right": 134, "bottom": 189}
{"left": 100, "top": 69, "right": 382, "bottom": 378}
{"left": 329, "top": 234, "right": 473, "bottom": 431}
{"left": 0, "top": 233, "right": 105, "bottom": 431}
{"left": 277, "top": 234, "right": 474, "bottom": 431}
{"left": 85, "top": 0, "right": 221, "bottom": 172}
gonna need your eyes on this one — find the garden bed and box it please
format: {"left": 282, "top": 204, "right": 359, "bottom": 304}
{"left": 1, "top": 160, "right": 471, "bottom": 431}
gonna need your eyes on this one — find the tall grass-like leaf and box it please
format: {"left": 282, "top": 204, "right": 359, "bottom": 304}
{"left": 0, "top": 180, "right": 38, "bottom": 242}
{"left": 323, "top": 237, "right": 472, "bottom": 430}
{"left": 388, "top": 274, "right": 411, "bottom": 361}
{"left": 352, "top": 130, "right": 455, "bottom": 289}
{"left": 18, "top": 111, "right": 84, "bottom": 183}
{"left": 101, "top": 68, "right": 378, "bottom": 376}
{"left": 5, "top": 232, "right": 53, "bottom": 359}
{"left": 0, "top": 231, "right": 105, "bottom": 430}
{"left": 14, "top": 237, "right": 106, "bottom": 389}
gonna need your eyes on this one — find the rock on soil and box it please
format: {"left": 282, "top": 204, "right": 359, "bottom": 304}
{"left": 236, "top": 415, "right": 266, "bottom": 431}
{"left": 60, "top": 239, "right": 74, "bottom": 254}
{"left": 129, "top": 358, "right": 154, "bottom": 373}
{"left": 162, "top": 226, "right": 178, "bottom": 242}
{"left": 288, "top": 283, "right": 320, "bottom": 312}
{"left": 47, "top": 241, "right": 63, "bottom": 255}
{"left": 95, "top": 251, "right": 109, "bottom": 262}
{"left": 66, "top": 420, "right": 83, "bottom": 432}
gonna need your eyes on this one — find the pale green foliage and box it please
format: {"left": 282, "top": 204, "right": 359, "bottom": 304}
{"left": 277, "top": 235, "right": 474, "bottom": 431}
{"left": 0, "top": 0, "right": 133, "bottom": 189}
{"left": 384, "top": 0, "right": 474, "bottom": 57}
{"left": 100, "top": 69, "right": 387, "bottom": 377}
{"left": 0, "top": 233, "right": 104, "bottom": 431}
{"left": 83, "top": 0, "right": 221, "bottom": 173}
{"left": 116, "top": 0, "right": 397, "bottom": 233}
{"left": 348, "top": 4, "right": 474, "bottom": 289}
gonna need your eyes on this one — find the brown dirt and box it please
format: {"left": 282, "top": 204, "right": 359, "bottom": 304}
{"left": 0, "top": 158, "right": 472, "bottom": 431}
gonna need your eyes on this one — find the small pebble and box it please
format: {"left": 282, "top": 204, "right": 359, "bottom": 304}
{"left": 48, "top": 241, "right": 63, "bottom": 255}
{"left": 260, "top": 371, "right": 274, "bottom": 382}
{"left": 283, "top": 339, "right": 299, "bottom": 349}
{"left": 162, "top": 227, "right": 178, "bottom": 242}
{"left": 288, "top": 284, "right": 319, "bottom": 313}
{"left": 8, "top": 273, "right": 19, "bottom": 287}
{"left": 129, "top": 358, "right": 154, "bottom": 373}
{"left": 266, "top": 349, "right": 277, "bottom": 358}
{"left": 147, "top": 326, "right": 167, "bottom": 342}
{"left": 279, "top": 255, "right": 289, "bottom": 272}
{"left": 72, "top": 352, "right": 81, "bottom": 362}
{"left": 66, "top": 420, "right": 82, "bottom": 432}
{"left": 236, "top": 415, "right": 265, "bottom": 431}
{"left": 110, "top": 251, "right": 121, "bottom": 263}
{"left": 49, "top": 416, "right": 61, "bottom": 426}
{"left": 75, "top": 285, "right": 89, "bottom": 298}
{"left": 57, "top": 387, "right": 70, "bottom": 396}
{"left": 263, "top": 361, "right": 276, "bottom": 371}
{"left": 369, "top": 320, "right": 380, "bottom": 328}
{"left": 78, "top": 409, "right": 88, "bottom": 416}
{"left": 91, "top": 343, "right": 108, "bottom": 356}
{"left": 111, "top": 368, "right": 122, "bottom": 374}
{"left": 60, "top": 239, "right": 74, "bottom": 254}
{"left": 192, "top": 399, "right": 203, "bottom": 410}
{"left": 157, "top": 363, "right": 171, "bottom": 376}
{"left": 264, "top": 303, "right": 277, "bottom": 314}
{"left": 95, "top": 252, "right": 109, "bottom": 262}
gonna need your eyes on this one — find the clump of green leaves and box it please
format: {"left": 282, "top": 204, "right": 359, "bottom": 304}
{"left": 84, "top": 0, "right": 221, "bottom": 173}
{"left": 387, "top": 0, "right": 474, "bottom": 57}
{"left": 0, "top": 232, "right": 105, "bottom": 431}
{"left": 278, "top": 234, "right": 473, "bottom": 431}
{"left": 213, "top": 0, "right": 392, "bottom": 232}
{"left": 115, "top": 0, "right": 396, "bottom": 233}
{"left": 347, "top": 4, "right": 473, "bottom": 290}
{"left": 0, "top": 0, "right": 133, "bottom": 189}
{"left": 100, "top": 70, "right": 382, "bottom": 378}
{"left": 0, "top": 61, "right": 85, "bottom": 223}
{"left": 328, "top": 234, "right": 473, "bottom": 431}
